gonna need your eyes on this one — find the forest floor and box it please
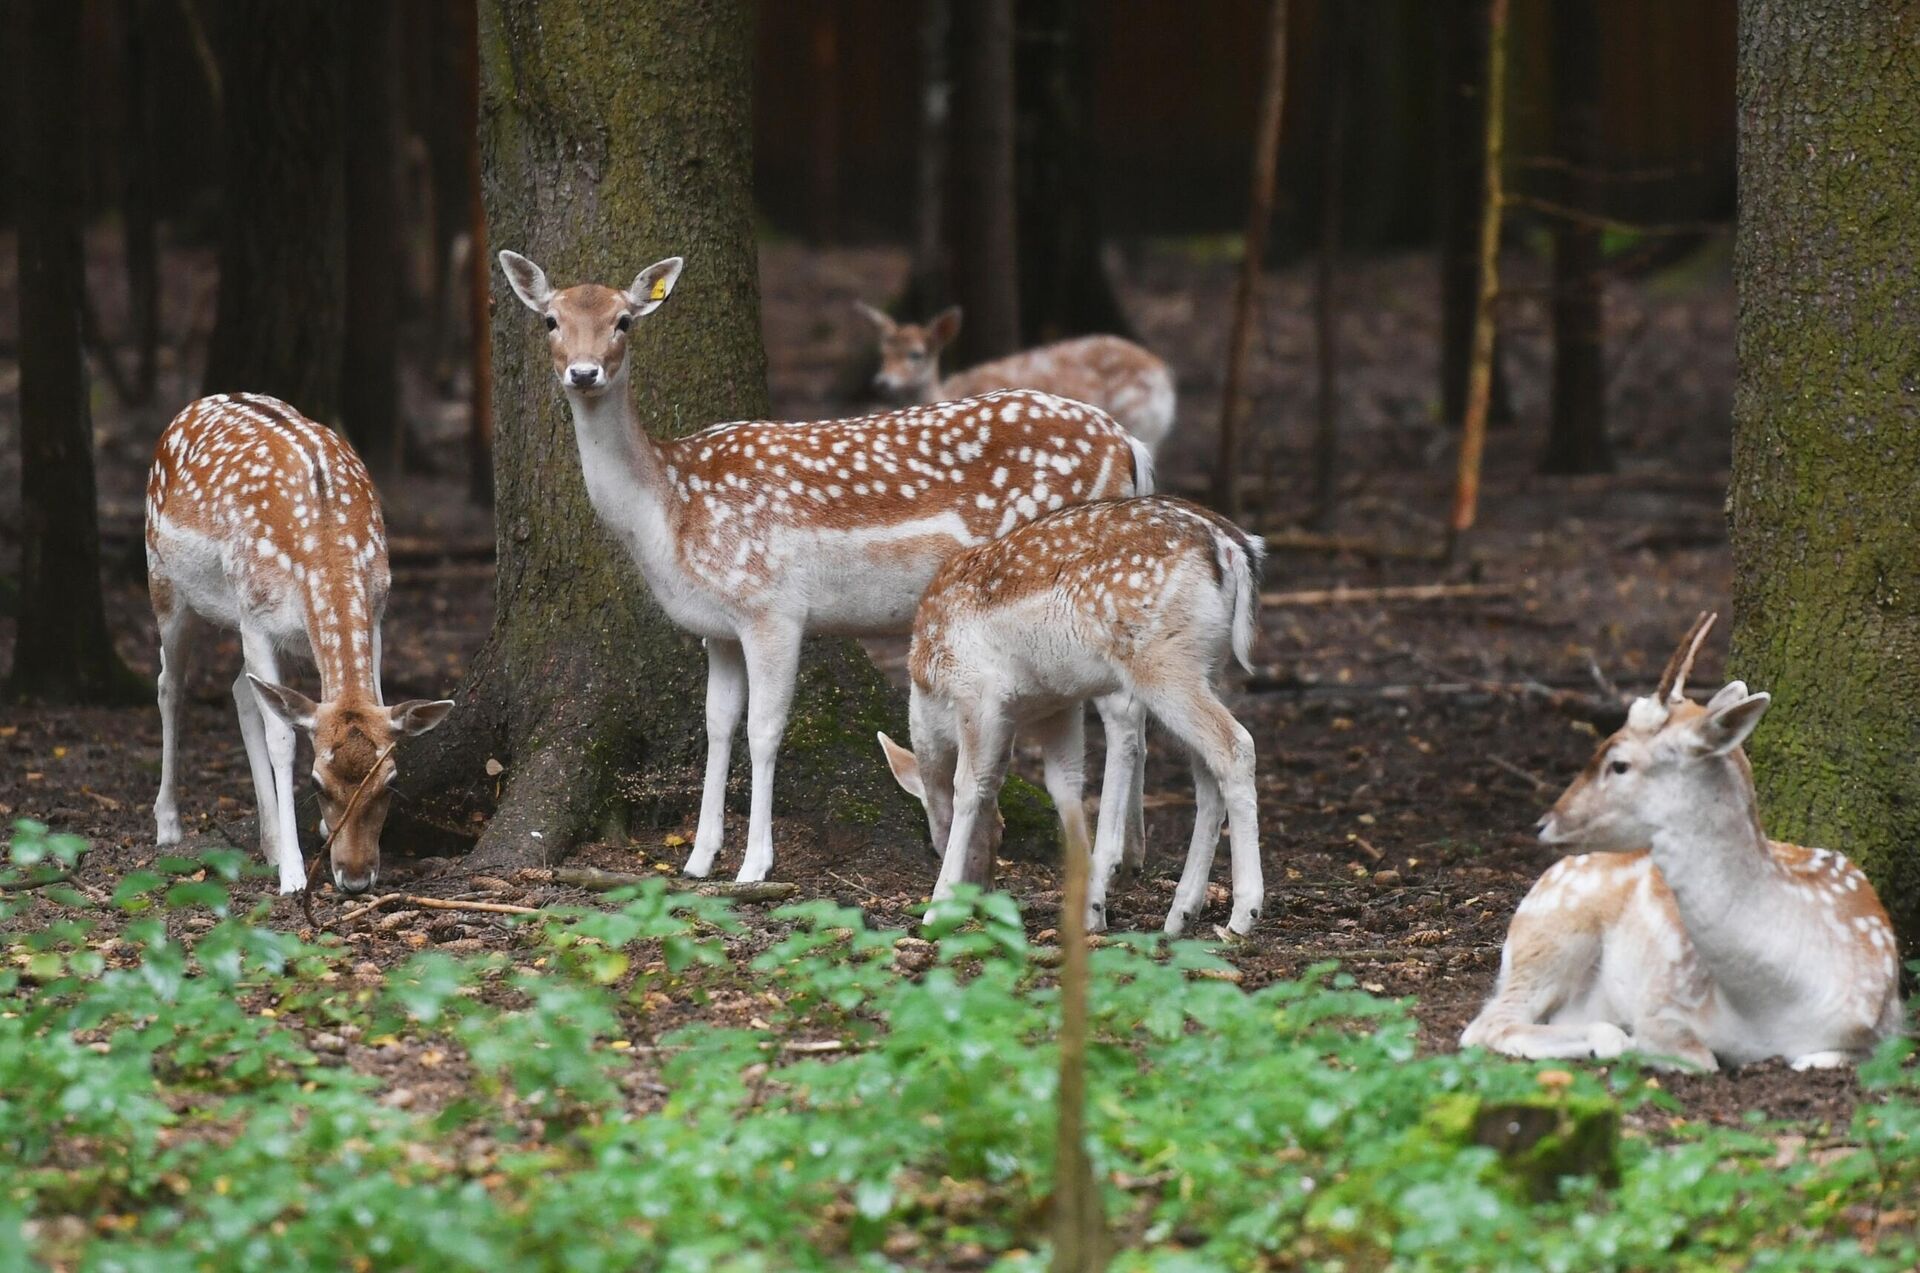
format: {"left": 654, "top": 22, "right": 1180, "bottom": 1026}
{"left": 1, "top": 233, "right": 1870, "bottom": 1139}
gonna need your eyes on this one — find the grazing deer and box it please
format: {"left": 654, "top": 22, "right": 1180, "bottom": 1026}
{"left": 1461, "top": 615, "right": 1902, "bottom": 1070}
{"left": 877, "top": 497, "right": 1265, "bottom": 935}
{"left": 145, "top": 394, "right": 454, "bottom": 894}
{"left": 855, "top": 303, "right": 1177, "bottom": 457}
{"left": 498, "top": 251, "right": 1153, "bottom": 883}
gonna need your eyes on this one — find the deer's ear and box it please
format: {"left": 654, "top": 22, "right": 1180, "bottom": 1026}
{"left": 1705, "top": 680, "right": 1750, "bottom": 712}
{"left": 626, "top": 256, "right": 684, "bottom": 316}
{"left": 1691, "top": 691, "right": 1770, "bottom": 757}
{"left": 247, "top": 674, "right": 318, "bottom": 733}
{"left": 499, "top": 251, "right": 554, "bottom": 313}
{"left": 854, "top": 300, "right": 895, "bottom": 335}
{"left": 878, "top": 732, "right": 925, "bottom": 801}
{"left": 927, "top": 306, "right": 962, "bottom": 350}
{"left": 390, "top": 699, "right": 456, "bottom": 737}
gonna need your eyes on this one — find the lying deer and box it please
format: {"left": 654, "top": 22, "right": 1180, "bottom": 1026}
{"left": 145, "top": 394, "right": 454, "bottom": 894}
{"left": 877, "top": 497, "right": 1264, "bottom": 935}
{"left": 1461, "top": 614, "right": 1902, "bottom": 1070}
{"left": 499, "top": 251, "right": 1153, "bottom": 883}
{"left": 855, "top": 303, "right": 1176, "bottom": 457}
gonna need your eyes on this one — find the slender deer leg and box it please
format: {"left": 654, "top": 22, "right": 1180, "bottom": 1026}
{"left": 153, "top": 606, "right": 196, "bottom": 846}
{"left": 1092, "top": 693, "right": 1145, "bottom": 879}
{"left": 1034, "top": 708, "right": 1104, "bottom": 929}
{"left": 685, "top": 637, "right": 746, "bottom": 878}
{"left": 241, "top": 627, "right": 307, "bottom": 894}
{"left": 1165, "top": 751, "right": 1225, "bottom": 936}
{"left": 932, "top": 706, "right": 1013, "bottom": 903}
{"left": 736, "top": 623, "right": 803, "bottom": 883}
{"left": 1140, "top": 679, "right": 1261, "bottom": 934}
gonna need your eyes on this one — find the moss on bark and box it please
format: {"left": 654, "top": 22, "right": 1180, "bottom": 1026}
{"left": 1731, "top": 0, "right": 1920, "bottom": 952}
{"left": 408, "top": 0, "right": 914, "bottom": 871}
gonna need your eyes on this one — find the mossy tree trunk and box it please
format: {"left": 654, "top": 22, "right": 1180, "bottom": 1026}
{"left": 1731, "top": 0, "right": 1920, "bottom": 951}
{"left": 406, "top": 0, "right": 912, "bottom": 873}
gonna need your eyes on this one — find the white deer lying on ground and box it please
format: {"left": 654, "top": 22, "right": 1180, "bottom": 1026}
{"left": 855, "top": 302, "right": 1177, "bottom": 457}
{"left": 878, "top": 496, "right": 1265, "bottom": 935}
{"left": 1461, "top": 614, "right": 1902, "bottom": 1070}
{"left": 145, "top": 394, "right": 455, "bottom": 894}
{"left": 499, "top": 251, "right": 1153, "bottom": 883}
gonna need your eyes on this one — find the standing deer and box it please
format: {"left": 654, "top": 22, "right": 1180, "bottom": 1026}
{"left": 1461, "top": 614, "right": 1902, "bottom": 1070}
{"left": 145, "top": 394, "right": 454, "bottom": 894}
{"left": 855, "top": 303, "right": 1177, "bottom": 457}
{"left": 877, "top": 497, "right": 1265, "bottom": 935}
{"left": 498, "top": 251, "right": 1153, "bottom": 884}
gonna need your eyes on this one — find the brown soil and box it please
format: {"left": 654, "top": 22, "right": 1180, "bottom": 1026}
{"left": 0, "top": 234, "right": 1868, "bottom": 1135}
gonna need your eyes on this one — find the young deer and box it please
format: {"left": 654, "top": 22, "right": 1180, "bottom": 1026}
{"left": 145, "top": 394, "right": 454, "bottom": 894}
{"left": 877, "top": 497, "right": 1265, "bottom": 935}
{"left": 855, "top": 303, "right": 1177, "bottom": 457}
{"left": 1461, "top": 614, "right": 1903, "bottom": 1070}
{"left": 499, "top": 252, "right": 1153, "bottom": 883}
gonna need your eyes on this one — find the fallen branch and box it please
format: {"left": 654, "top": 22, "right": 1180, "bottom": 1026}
{"left": 541, "top": 866, "right": 800, "bottom": 903}
{"left": 1259, "top": 582, "right": 1513, "bottom": 607}
{"left": 338, "top": 892, "right": 541, "bottom": 926}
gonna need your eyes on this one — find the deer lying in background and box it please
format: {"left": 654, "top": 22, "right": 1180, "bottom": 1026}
{"left": 878, "top": 497, "right": 1265, "bottom": 935}
{"left": 1461, "top": 614, "right": 1902, "bottom": 1070}
{"left": 145, "top": 394, "right": 455, "bottom": 894}
{"left": 855, "top": 303, "right": 1177, "bottom": 457}
{"left": 499, "top": 251, "right": 1153, "bottom": 884}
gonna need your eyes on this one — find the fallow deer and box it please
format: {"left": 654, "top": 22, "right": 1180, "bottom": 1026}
{"left": 499, "top": 252, "right": 1153, "bottom": 884}
{"left": 877, "top": 497, "right": 1265, "bottom": 935}
{"left": 1461, "top": 614, "right": 1903, "bottom": 1070}
{"left": 855, "top": 303, "right": 1177, "bottom": 457}
{"left": 145, "top": 394, "right": 454, "bottom": 894}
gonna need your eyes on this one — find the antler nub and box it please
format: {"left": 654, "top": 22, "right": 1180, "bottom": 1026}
{"left": 1656, "top": 611, "right": 1717, "bottom": 705}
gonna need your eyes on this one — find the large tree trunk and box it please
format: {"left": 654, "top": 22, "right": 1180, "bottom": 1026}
{"left": 946, "top": 0, "right": 1020, "bottom": 369}
{"left": 1435, "top": 0, "right": 1512, "bottom": 433}
{"left": 6, "top": 0, "right": 140, "bottom": 705}
{"left": 341, "top": 0, "right": 404, "bottom": 479}
{"left": 1013, "top": 0, "right": 1131, "bottom": 345}
{"left": 1541, "top": 0, "right": 1611, "bottom": 475}
{"left": 1731, "top": 0, "right": 1920, "bottom": 951}
{"left": 897, "top": 0, "right": 952, "bottom": 318}
{"left": 405, "top": 0, "right": 912, "bottom": 873}
{"left": 201, "top": 0, "right": 345, "bottom": 420}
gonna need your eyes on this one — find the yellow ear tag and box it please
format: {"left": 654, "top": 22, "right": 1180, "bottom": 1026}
{"left": 650, "top": 276, "right": 669, "bottom": 302}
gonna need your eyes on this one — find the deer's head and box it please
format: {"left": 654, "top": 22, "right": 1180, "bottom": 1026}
{"left": 1539, "top": 613, "right": 1771, "bottom": 851}
{"left": 248, "top": 678, "right": 454, "bottom": 894}
{"left": 877, "top": 696, "right": 1003, "bottom": 867}
{"left": 499, "top": 251, "right": 684, "bottom": 397}
{"left": 856, "top": 302, "right": 961, "bottom": 400}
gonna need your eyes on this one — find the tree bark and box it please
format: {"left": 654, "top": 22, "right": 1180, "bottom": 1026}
{"left": 404, "top": 0, "right": 913, "bottom": 873}
{"left": 1541, "top": 0, "right": 1611, "bottom": 475}
{"left": 123, "top": 0, "right": 160, "bottom": 403}
{"left": 6, "top": 0, "right": 141, "bottom": 705}
{"left": 1310, "top": 0, "right": 1351, "bottom": 529}
{"left": 202, "top": 0, "right": 346, "bottom": 420}
{"left": 1014, "top": 0, "right": 1132, "bottom": 345}
{"left": 898, "top": 0, "right": 952, "bottom": 317}
{"left": 1731, "top": 0, "right": 1920, "bottom": 950}
{"left": 946, "top": 0, "right": 1021, "bottom": 369}
{"left": 342, "top": 0, "right": 404, "bottom": 479}
{"left": 1436, "top": 0, "right": 1513, "bottom": 432}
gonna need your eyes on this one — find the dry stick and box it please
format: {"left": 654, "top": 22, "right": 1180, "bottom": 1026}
{"left": 338, "top": 892, "right": 542, "bottom": 926}
{"left": 1309, "top": 0, "right": 1347, "bottom": 528}
{"left": 298, "top": 741, "right": 398, "bottom": 928}
{"left": 1214, "top": 0, "right": 1289, "bottom": 523}
{"left": 1446, "top": 0, "right": 1510, "bottom": 558}
{"left": 1051, "top": 800, "right": 1106, "bottom": 1271}
{"left": 543, "top": 866, "right": 799, "bottom": 902}
{"left": 1258, "top": 582, "right": 1513, "bottom": 607}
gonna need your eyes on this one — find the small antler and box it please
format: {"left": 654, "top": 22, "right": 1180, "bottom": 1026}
{"left": 1656, "top": 611, "right": 1717, "bottom": 704}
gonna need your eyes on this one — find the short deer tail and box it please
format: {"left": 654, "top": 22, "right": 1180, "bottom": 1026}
{"left": 1125, "top": 433, "right": 1156, "bottom": 497}
{"left": 1219, "top": 527, "right": 1265, "bottom": 674}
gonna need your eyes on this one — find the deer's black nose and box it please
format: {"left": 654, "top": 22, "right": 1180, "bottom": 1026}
{"left": 569, "top": 366, "right": 599, "bottom": 388}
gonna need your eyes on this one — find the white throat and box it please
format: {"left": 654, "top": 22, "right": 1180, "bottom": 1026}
{"left": 559, "top": 375, "right": 676, "bottom": 582}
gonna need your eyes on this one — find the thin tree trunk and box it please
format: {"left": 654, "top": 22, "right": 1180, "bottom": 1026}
{"left": 1436, "top": 0, "right": 1512, "bottom": 432}
{"left": 947, "top": 0, "right": 1020, "bottom": 368}
{"left": 342, "top": 0, "right": 404, "bottom": 479}
{"left": 7, "top": 0, "right": 140, "bottom": 705}
{"left": 899, "top": 0, "right": 952, "bottom": 316}
{"left": 202, "top": 0, "right": 346, "bottom": 421}
{"left": 806, "top": 3, "right": 841, "bottom": 245}
{"left": 451, "top": 0, "right": 492, "bottom": 508}
{"left": 1049, "top": 802, "right": 1105, "bottom": 1271}
{"left": 1310, "top": 1, "right": 1349, "bottom": 529}
{"left": 1015, "top": 0, "right": 1131, "bottom": 344}
{"left": 403, "top": 0, "right": 912, "bottom": 871}
{"left": 124, "top": 0, "right": 160, "bottom": 402}
{"left": 1215, "top": 0, "right": 1288, "bottom": 522}
{"left": 1446, "top": 0, "right": 1508, "bottom": 550}
{"left": 1731, "top": 0, "right": 1920, "bottom": 950}
{"left": 1541, "top": 0, "right": 1611, "bottom": 474}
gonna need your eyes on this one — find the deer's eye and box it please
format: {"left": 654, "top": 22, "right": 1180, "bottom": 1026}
{"left": 544, "top": 314, "right": 558, "bottom": 332}
{"left": 905, "top": 351, "right": 924, "bottom": 363}
{"left": 615, "top": 314, "right": 632, "bottom": 333}
{"left": 1609, "top": 759, "right": 1631, "bottom": 776}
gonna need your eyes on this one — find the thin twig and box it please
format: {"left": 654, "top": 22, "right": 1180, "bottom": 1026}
{"left": 299, "top": 741, "right": 398, "bottom": 927}
{"left": 1488, "top": 754, "right": 1551, "bottom": 790}
{"left": 339, "top": 892, "right": 542, "bottom": 926}
{"left": 1259, "top": 582, "right": 1512, "bottom": 607}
